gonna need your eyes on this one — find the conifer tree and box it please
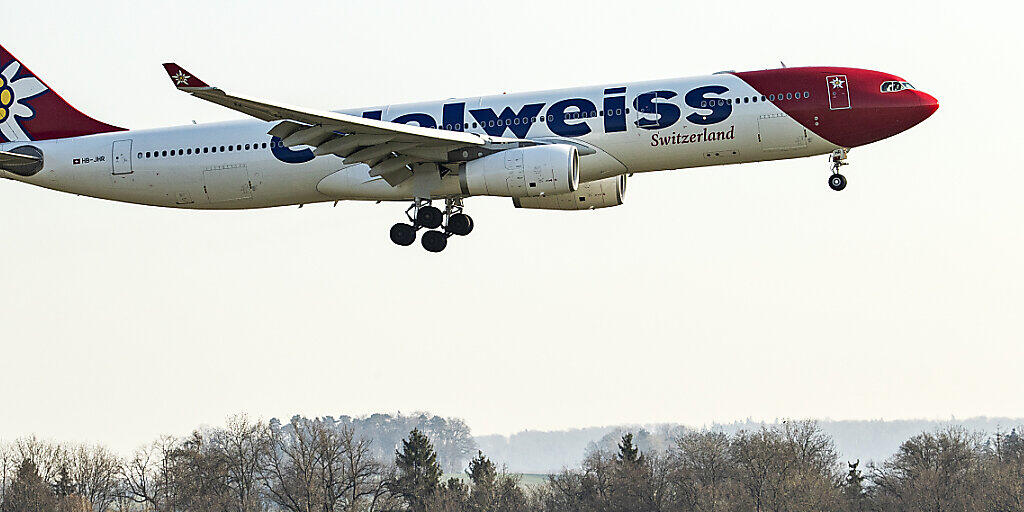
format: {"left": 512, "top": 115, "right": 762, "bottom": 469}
{"left": 1, "top": 459, "right": 57, "bottom": 512}
{"left": 467, "top": 451, "right": 497, "bottom": 512}
{"left": 617, "top": 433, "right": 643, "bottom": 465}
{"left": 842, "top": 459, "right": 869, "bottom": 511}
{"left": 466, "top": 451, "right": 496, "bottom": 487}
{"left": 394, "top": 428, "right": 443, "bottom": 512}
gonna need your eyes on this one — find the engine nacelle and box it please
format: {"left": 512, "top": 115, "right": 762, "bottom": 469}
{"left": 459, "top": 145, "right": 579, "bottom": 198}
{"left": 513, "top": 174, "right": 626, "bottom": 210}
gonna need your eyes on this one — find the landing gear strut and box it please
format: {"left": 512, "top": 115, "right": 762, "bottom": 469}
{"left": 829, "top": 149, "right": 849, "bottom": 191}
{"left": 389, "top": 197, "right": 474, "bottom": 252}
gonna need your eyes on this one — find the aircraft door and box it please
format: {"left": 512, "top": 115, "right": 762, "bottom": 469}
{"left": 203, "top": 164, "right": 253, "bottom": 202}
{"left": 111, "top": 139, "right": 133, "bottom": 175}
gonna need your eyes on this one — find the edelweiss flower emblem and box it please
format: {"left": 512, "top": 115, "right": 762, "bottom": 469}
{"left": 0, "top": 60, "right": 47, "bottom": 142}
{"left": 830, "top": 77, "right": 846, "bottom": 89}
{"left": 172, "top": 70, "right": 191, "bottom": 86}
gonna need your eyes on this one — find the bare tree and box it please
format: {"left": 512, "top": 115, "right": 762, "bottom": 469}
{"left": 121, "top": 436, "right": 178, "bottom": 512}
{"left": 67, "top": 444, "right": 122, "bottom": 512}
{"left": 14, "top": 436, "right": 67, "bottom": 483}
{"left": 671, "top": 431, "right": 737, "bottom": 512}
{"left": 870, "top": 427, "right": 987, "bottom": 512}
{"left": 212, "top": 414, "right": 271, "bottom": 512}
{"left": 261, "top": 416, "right": 327, "bottom": 512}
{"left": 0, "top": 443, "right": 14, "bottom": 507}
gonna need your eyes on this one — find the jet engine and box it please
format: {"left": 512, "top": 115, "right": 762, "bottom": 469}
{"left": 512, "top": 174, "right": 626, "bottom": 210}
{"left": 459, "top": 145, "right": 579, "bottom": 198}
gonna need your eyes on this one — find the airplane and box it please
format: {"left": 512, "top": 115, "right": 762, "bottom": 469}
{"left": 0, "top": 44, "right": 938, "bottom": 252}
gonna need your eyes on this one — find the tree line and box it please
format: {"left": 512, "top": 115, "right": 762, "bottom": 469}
{"left": 1, "top": 416, "right": 1022, "bottom": 511}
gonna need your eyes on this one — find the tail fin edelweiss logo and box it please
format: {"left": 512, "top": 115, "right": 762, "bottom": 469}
{"left": 171, "top": 70, "right": 191, "bottom": 86}
{"left": 0, "top": 60, "right": 47, "bottom": 141}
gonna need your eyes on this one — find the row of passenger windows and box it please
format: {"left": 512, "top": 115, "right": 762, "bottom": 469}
{"left": 136, "top": 92, "right": 816, "bottom": 150}
{"left": 448, "top": 109, "right": 631, "bottom": 130}
{"left": 138, "top": 140, "right": 284, "bottom": 159}
{"left": 700, "top": 91, "right": 811, "bottom": 108}
{"left": 439, "top": 92, "right": 813, "bottom": 130}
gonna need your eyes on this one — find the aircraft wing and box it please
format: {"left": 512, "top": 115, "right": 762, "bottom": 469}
{"left": 162, "top": 63, "right": 512, "bottom": 186}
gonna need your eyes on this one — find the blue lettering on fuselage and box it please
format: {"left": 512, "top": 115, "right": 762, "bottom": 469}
{"left": 392, "top": 112, "right": 437, "bottom": 128}
{"left": 634, "top": 90, "right": 681, "bottom": 130}
{"left": 685, "top": 86, "right": 732, "bottom": 125}
{"left": 275, "top": 85, "right": 733, "bottom": 164}
{"left": 547, "top": 98, "right": 597, "bottom": 137}
{"left": 471, "top": 103, "right": 545, "bottom": 138}
{"left": 271, "top": 136, "right": 315, "bottom": 164}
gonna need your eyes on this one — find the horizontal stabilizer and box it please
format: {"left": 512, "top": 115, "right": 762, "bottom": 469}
{"left": 0, "top": 148, "right": 43, "bottom": 176}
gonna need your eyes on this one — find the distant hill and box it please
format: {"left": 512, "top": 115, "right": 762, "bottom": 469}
{"left": 476, "top": 417, "right": 1024, "bottom": 474}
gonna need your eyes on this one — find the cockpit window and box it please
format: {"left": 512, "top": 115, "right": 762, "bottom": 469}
{"left": 881, "top": 81, "right": 916, "bottom": 93}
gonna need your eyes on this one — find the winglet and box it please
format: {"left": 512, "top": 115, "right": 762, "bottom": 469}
{"left": 162, "top": 63, "right": 211, "bottom": 90}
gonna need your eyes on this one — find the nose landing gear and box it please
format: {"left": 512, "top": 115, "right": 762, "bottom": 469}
{"left": 389, "top": 197, "right": 474, "bottom": 252}
{"left": 828, "top": 149, "right": 849, "bottom": 191}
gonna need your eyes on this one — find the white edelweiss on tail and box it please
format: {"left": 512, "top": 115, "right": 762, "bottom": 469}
{"left": 0, "top": 60, "right": 48, "bottom": 141}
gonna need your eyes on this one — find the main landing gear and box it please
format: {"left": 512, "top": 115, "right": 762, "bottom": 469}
{"left": 389, "top": 198, "right": 474, "bottom": 252}
{"left": 828, "top": 149, "right": 849, "bottom": 191}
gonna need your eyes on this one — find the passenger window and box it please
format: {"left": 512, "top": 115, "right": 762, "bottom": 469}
{"left": 455, "top": 123, "right": 461, "bottom": 130}
{"left": 803, "top": 92, "right": 810, "bottom": 98}
{"left": 262, "top": 143, "right": 267, "bottom": 149}
{"left": 220, "top": 146, "right": 225, "bottom": 152}
{"left": 769, "top": 94, "right": 775, "bottom": 101}
{"left": 137, "top": 152, "right": 142, "bottom": 159}
{"left": 701, "top": 101, "right": 707, "bottom": 107}
{"left": 146, "top": 152, "right": 151, "bottom": 158}
{"left": 187, "top": 149, "right": 192, "bottom": 155}
{"left": 244, "top": 144, "right": 250, "bottom": 150}
{"left": 162, "top": 151, "right": 167, "bottom": 157}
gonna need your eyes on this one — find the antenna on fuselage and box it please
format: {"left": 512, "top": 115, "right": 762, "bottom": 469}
{"left": 780, "top": 61, "right": 787, "bottom": 68}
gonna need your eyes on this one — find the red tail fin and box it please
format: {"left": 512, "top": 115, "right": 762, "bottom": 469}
{"left": 0, "top": 44, "right": 124, "bottom": 142}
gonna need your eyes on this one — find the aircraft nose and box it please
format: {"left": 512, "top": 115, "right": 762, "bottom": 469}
{"left": 881, "top": 89, "right": 938, "bottom": 141}
{"left": 915, "top": 90, "right": 939, "bottom": 119}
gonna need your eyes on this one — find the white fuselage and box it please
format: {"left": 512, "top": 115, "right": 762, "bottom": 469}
{"left": 0, "top": 74, "right": 838, "bottom": 209}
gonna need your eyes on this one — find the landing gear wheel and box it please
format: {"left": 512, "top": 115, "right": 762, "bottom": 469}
{"left": 416, "top": 206, "right": 443, "bottom": 229}
{"left": 447, "top": 213, "right": 474, "bottom": 236}
{"left": 421, "top": 230, "right": 448, "bottom": 252}
{"left": 390, "top": 223, "right": 417, "bottom": 246}
{"left": 829, "top": 174, "right": 847, "bottom": 191}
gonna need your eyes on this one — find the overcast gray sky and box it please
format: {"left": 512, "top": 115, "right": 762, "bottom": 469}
{"left": 0, "top": 0, "right": 1019, "bottom": 454}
